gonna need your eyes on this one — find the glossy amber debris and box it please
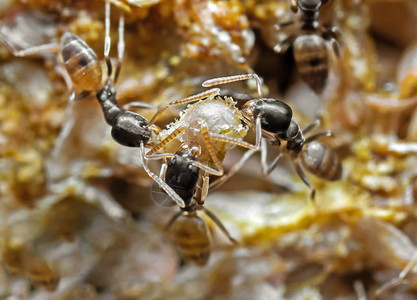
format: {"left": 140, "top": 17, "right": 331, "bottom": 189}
{"left": 1, "top": 0, "right": 417, "bottom": 299}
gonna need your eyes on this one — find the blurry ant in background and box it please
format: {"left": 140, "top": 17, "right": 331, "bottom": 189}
{"left": 204, "top": 74, "right": 342, "bottom": 199}
{"left": 274, "top": 0, "right": 341, "bottom": 94}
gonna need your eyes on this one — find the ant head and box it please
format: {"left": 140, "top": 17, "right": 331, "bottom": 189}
{"left": 298, "top": 0, "right": 322, "bottom": 11}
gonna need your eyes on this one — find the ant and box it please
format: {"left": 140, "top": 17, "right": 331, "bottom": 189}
{"left": 274, "top": 0, "right": 341, "bottom": 94}
{"left": 204, "top": 74, "right": 342, "bottom": 199}
{"left": 162, "top": 144, "right": 238, "bottom": 265}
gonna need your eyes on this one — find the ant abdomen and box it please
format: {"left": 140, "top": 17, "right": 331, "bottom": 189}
{"left": 293, "top": 34, "right": 329, "bottom": 94}
{"left": 171, "top": 213, "right": 211, "bottom": 266}
{"left": 60, "top": 32, "right": 103, "bottom": 92}
{"left": 301, "top": 141, "right": 342, "bottom": 181}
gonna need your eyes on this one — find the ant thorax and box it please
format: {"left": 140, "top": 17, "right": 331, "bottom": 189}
{"left": 155, "top": 95, "right": 248, "bottom": 163}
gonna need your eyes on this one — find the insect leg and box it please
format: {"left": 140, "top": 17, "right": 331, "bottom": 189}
{"left": 302, "top": 118, "right": 321, "bottom": 134}
{"left": 304, "top": 130, "right": 332, "bottom": 143}
{"left": 197, "top": 172, "right": 210, "bottom": 205}
{"left": 190, "top": 160, "right": 223, "bottom": 176}
{"left": 159, "top": 158, "right": 168, "bottom": 181}
{"left": 210, "top": 148, "right": 258, "bottom": 191}
{"left": 104, "top": 1, "right": 112, "bottom": 78}
{"left": 114, "top": 12, "right": 125, "bottom": 84}
{"left": 201, "top": 127, "right": 225, "bottom": 176}
{"left": 146, "top": 125, "right": 186, "bottom": 156}
{"left": 164, "top": 210, "right": 183, "bottom": 231}
{"left": 202, "top": 73, "right": 263, "bottom": 98}
{"left": 375, "top": 249, "right": 417, "bottom": 297}
{"left": 262, "top": 138, "right": 284, "bottom": 175}
{"left": 122, "top": 101, "right": 159, "bottom": 110}
{"left": 0, "top": 36, "right": 59, "bottom": 56}
{"left": 209, "top": 115, "right": 262, "bottom": 150}
{"left": 139, "top": 143, "right": 185, "bottom": 208}
{"left": 294, "top": 160, "right": 316, "bottom": 200}
{"left": 273, "top": 35, "right": 295, "bottom": 54}
{"left": 145, "top": 153, "right": 175, "bottom": 161}
{"left": 203, "top": 207, "right": 238, "bottom": 244}
{"left": 274, "top": 20, "right": 295, "bottom": 30}
{"left": 321, "top": 26, "right": 342, "bottom": 57}
{"left": 147, "top": 88, "right": 220, "bottom": 126}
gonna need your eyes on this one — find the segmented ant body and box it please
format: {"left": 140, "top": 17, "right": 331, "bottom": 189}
{"left": 204, "top": 74, "right": 342, "bottom": 199}
{"left": 274, "top": 0, "right": 341, "bottom": 94}
{"left": 163, "top": 145, "right": 237, "bottom": 265}
{"left": 60, "top": 3, "right": 152, "bottom": 149}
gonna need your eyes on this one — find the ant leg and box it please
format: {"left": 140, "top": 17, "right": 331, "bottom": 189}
{"left": 304, "top": 130, "right": 332, "bottom": 143}
{"left": 0, "top": 35, "right": 60, "bottom": 56}
{"left": 290, "top": 0, "right": 298, "bottom": 12}
{"left": 191, "top": 160, "right": 223, "bottom": 177}
{"left": 122, "top": 101, "right": 159, "bottom": 110}
{"left": 104, "top": 1, "right": 112, "bottom": 78}
{"left": 114, "top": 12, "right": 125, "bottom": 84}
{"left": 321, "top": 26, "right": 342, "bottom": 57}
{"left": 209, "top": 134, "right": 258, "bottom": 150}
{"left": 302, "top": 118, "right": 321, "bottom": 135}
{"left": 274, "top": 20, "right": 295, "bottom": 30}
{"left": 294, "top": 160, "right": 316, "bottom": 200}
{"left": 375, "top": 249, "right": 417, "bottom": 297}
{"left": 147, "top": 88, "right": 220, "bottom": 126}
{"left": 273, "top": 35, "right": 294, "bottom": 54}
{"left": 146, "top": 125, "right": 186, "bottom": 156}
{"left": 367, "top": 94, "right": 417, "bottom": 113}
{"left": 261, "top": 138, "right": 269, "bottom": 175}
{"left": 160, "top": 158, "right": 169, "bottom": 181}
{"left": 139, "top": 143, "right": 185, "bottom": 208}
{"left": 209, "top": 116, "right": 262, "bottom": 150}
{"left": 210, "top": 148, "right": 258, "bottom": 191}
{"left": 145, "top": 152, "right": 175, "bottom": 161}
{"left": 264, "top": 153, "right": 283, "bottom": 175}
{"left": 201, "top": 127, "right": 225, "bottom": 176}
{"left": 164, "top": 211, "right": 182, "bottom": 231}
{"left": 202, "top": 73, "right": 264, "bottom": 98}
{"left": 203, "top": 207, "right": 238, "bottom": 244}
{"left": 197, "top": 172, "right": 210, "bottom": 205}
{"left": 261, "top": 138, "right": 284, "bottom": 175}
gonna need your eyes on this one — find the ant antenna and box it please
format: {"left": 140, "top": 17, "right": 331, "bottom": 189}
{"left": 114, "top": 13, "right": 125, "bottom": 84}
{"left": 104, "top": 1, "right": 112, "bottom": 78}
{"left": 202, "top": 73, "right": 264, "bottom": 99}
